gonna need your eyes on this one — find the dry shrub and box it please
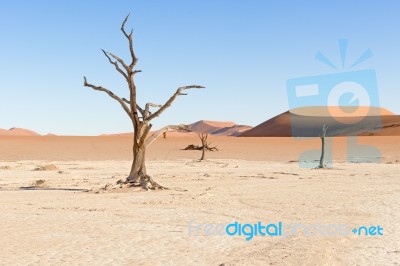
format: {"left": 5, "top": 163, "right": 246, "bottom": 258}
{"left": 33, "top": 179, "right": 48, "bottom": 188}
{"left": 33, "top": 164, "right": 59, "bottom": 171}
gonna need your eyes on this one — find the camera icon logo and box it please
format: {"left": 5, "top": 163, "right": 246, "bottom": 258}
{"left": 286, "top": 40, "right": 382, "bottom": 167}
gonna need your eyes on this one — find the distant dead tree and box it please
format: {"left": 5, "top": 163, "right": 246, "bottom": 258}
{"left": 183, "top": 133, "right": 218, "bottom": 161}
{"left": 83, "top": 15, "right": 204, "bottom": 190}
{"left": 318, "top": 124, "right": 328, "bottom": 168}
{"left": 199, "top": 133, "right": 209, "bottom": 161}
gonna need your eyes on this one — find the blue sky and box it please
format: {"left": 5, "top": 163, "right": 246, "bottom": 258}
{"left": 1, "top": 1, "right": 400, "bottom": 135}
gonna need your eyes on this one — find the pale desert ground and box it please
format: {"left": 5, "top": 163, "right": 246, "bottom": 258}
{"left": 0, "top": 135, "right": 399, "bottom": 265}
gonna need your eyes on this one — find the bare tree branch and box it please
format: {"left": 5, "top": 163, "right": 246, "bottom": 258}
{"left": 143, "top": 102, "right": 162, "bottom": 118}
{"left": 101, "top": 49, "right": 128, "bottom": 81}
{"left": 146, "top": 103, "right": 162, "bottom": 109}
{"left": 106, "top": 51, "right": 129, "bottom": 72}
{"left": 145, "top": 124, "right": 189, "bottom": 147}
{"left": 136, "top": 106, "right": 145, "bottom": 117}
{"left": 139, "top": 123, "right": 153, "bottom": 146}
{"left": 122, "top": 98, "right": 145, "bottom": 117}
{"left": 120, "top": 15, "right": 141, "bottom": 131}
{"left": 121, "top": 14, "right": 138, "bottom": 67}
{"left": 83, "top": 77, "right": 131, "bottom": 118}
{"left": 143, "top": 103, "right": 162, "bottom": 120}
{"left": 146, "top": 85, "right": 204, "bottom": 121}
{"left": 121, "top": 14, "right": 130, "bottom": 38}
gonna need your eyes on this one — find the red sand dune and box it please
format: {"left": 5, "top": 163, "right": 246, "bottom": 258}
{"left": 101, "top": 120, "right": 253, "bottom": 137}
{"left": 240, "top": 106, "right": 400, "bottom": 137}
{"left": 0, "top": 127, "right": 40, "bottom": 136}
{"left": 211, "top": 125, "right": 253, "bottom": 136}
{"left": 188, "top": 120, "right": 252, "bottom": 136}
{"left": 188, "top": 120, "right": 236, "bottom": 133}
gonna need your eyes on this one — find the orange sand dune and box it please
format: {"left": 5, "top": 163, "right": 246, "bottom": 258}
{"left": 290, "top": 106, "right": 394, "bottom": 117}
{"left": 188, "top": 120, "right": 252, "bottom": 136}
{"left": 189, "top": 120, "right": 236, "bottom": 130}
{"left": 188, "top": 120, "right": 236, "bottom": 134}
{"left": 211, "top": 125, "right": 253, "bottom": 136}
{"left": 0, "top": 127, "right": 40, "bottom": 136}
{"left": 101, "top": 120, "right": 252, "bottom": 137}
{"left": 240, "top": 106, "right": 400, "bottom": 137}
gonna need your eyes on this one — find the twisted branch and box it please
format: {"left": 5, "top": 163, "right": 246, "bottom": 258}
{"left": 106, "top": 51, "right": 129, "bottom": 72}
{"left": 145, "top": 124, "right": 189, "bottom": 147}
{"left": 101, "top": 49, "right": 128, "bottom": 81}
{"left": 146, "top": 85, "right": 204, "bottom": 121}
{"left": 146, "top": 103, "right": 162, "bottom": 109}
{"left": 83, "top": 77, "right": 131, "bottom": 118}
{"left": 121, "top": 14, "right": 138, "bottom": 67}
{"left": 143, "top": 102, "right": 162, "bottom": 118}
{"left": 122, "top": 98, "right": 144, "bottom": 117}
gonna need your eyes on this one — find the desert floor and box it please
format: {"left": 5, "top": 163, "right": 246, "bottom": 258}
{"left": 0, "top": 136, "right": 399, "bottom": 265}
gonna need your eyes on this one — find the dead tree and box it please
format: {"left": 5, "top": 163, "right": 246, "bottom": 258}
{"left": 183, "top": 144, "right": 218, "bottom": 151}
{"left": 182, "top": 133, "right": 218, "bottom": 161}
{"left": 199, "top": 133, "right": 208, "bottom": 161}
{"left": 318, "top": 124, "right": 328, "bottom": 168}
{"left": 83, "top": 15, "right": 204, "bottom": 190}
{"left": 198, "top": 133, "right": 216, "bottom": 161}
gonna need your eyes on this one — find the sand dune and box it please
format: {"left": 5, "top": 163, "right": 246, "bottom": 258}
{"left": 290, "top": 106, "right": 394, "bottom": 117}
{"left": 188, "top": 120, "right": 252, "bottom": 136}
{"left": 0, "top": 127, "right": 40, "bottom": 136}
{"left": 211, "top": 125, "right": 253, "bottom": 136}
{"left": 100, "top": 120, "right": 253, "bottom": 137}
{"left": 188, "top": 120, "right": 236, "bottom": 133}
{"left": 240, "top": 106, "right": 400, "bottom": 137}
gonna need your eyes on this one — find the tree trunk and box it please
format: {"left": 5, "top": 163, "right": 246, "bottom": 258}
{"left": 318, "top": 124, "right": 328, "bottom": 168}
{"left": 200, "top": 146, "right": 206, "bottom": 161}
{"left": 126, "top": 125, "right": 164, "bottom": 190}
{"left": 128, "top": 143, "right": 146, "bottom": 182}
{"left": 319, "top": 135, "right": 325, "bottom": 168}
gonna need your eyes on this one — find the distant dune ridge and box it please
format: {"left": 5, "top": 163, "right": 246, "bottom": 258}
{"left": 0, "top": 120, "right": 251, "bottom": 137}
{"left": 188, "top": 120, "right": 252, "bottom": 136}
{"left": 239, "top": 106, "right": 400, "bottom": 137}
{"left": 100, "top": 120, "right": 253, "bottom": 137}
{"left": 0, "top": 127, "right": 40, "bottom": 136}
{"left": 2, "top": 107, "right": 399, "bottom": 137}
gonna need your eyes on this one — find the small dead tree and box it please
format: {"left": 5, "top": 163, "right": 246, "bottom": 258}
{"left": 198, "top": 133, "right": 217, "bottom": 161}
{"left": 318, "top": 124, "right": 328, "bottom": 168}
{"left": 199, "top": 133, "right": 208, "bottom": 161}
{"left": 182, "top": 133, "right": 218, "bottom": 161}
{"left": 84, "top": 15, "right": 204, "bottom": 190}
